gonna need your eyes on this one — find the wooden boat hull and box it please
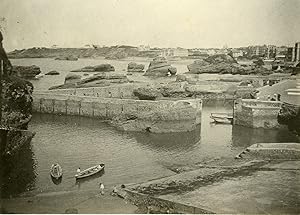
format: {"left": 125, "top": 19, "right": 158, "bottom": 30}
{"left": 211, "top": 116, "right": 233, "bottom": 124}
{"left": 210, "top": 113, "right": 233, "bottom": 124}
{"left": 75, "top": 163, "right": 105, "bottom": 179}
{"left": 50, "top": 164, "right": 63, "bottom": 179}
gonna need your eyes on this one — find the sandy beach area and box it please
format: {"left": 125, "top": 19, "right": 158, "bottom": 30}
{"left": 1, "top": 188, "right": 139, "bottom": 214}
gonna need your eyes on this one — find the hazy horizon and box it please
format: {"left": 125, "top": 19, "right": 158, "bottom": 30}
{"left": 1, "top": 0, "right": 299, "bottom": 51}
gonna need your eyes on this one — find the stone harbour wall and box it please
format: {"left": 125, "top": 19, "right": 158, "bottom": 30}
{"left": 32, "top": 93, "right": 202, "bottom": 133}
{"left": 234, "top": 99, "right": 282, "bottom": 129}
{"left": 40, "top": 84, "right": 138, "bottom": 99}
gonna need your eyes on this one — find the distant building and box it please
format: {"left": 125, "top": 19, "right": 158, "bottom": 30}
{"left": 292, "top": 42, "right": 300, "bottom": 62}
{"left": 83, "top": 44, "right": 93, "bottom": 49}
{"left": 138, "top": 45, "right": 150, "bottom": 51}
{"left": 286, "top": 47, "right": 293, "bottom": 62}
{"left": 207, "top": 49, "right": 216, "bottom": 56}
{"left": 51, "top": 45, "right": 59, "bottom": 49}
{"left": 231, "top": 49, "right": 243, "bottom": 58}
{"left": 248, "top": 45, "right": 267, "bottom": 57}
{"left": 266, "top": 45, "right": 276, "bottom": 59}
{"left": 275, "top": 55, "right": 286, "bottom": 62}
{"left": 276, "top": 46, "right": 288, "bottom": 55}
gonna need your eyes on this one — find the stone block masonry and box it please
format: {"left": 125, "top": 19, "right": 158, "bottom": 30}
{"left": 41, "top": 84, "right": 137, "bottom": 99}
{"left": 234, "top": 99, "right": 282, "bottom": 129}
{"left": 32, "top": 93, "right": 202, "bottom": 133}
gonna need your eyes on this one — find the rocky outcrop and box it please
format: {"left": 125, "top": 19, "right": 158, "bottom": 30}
{"left": 45, "top": 70, "right": 60, "bottom": 75}
{"left": 1, "top": 76, "right": 33, "bottom": 129}
{"left": 204, "top": 54, "right": 237, "bottom": 64}
{"left": 49, "top": 72, "right": 129, "bottom": 90}
{"left": 187, "top": 54, "right": 271, "bottom": 75}
{"left": 71, "top": 64, "right": 115, "bottom": 73}
{"left": 127, "top": 62, "right": 145, "bottom": 73}
{"left": 7, "top": 46, "right": 145, "bottom": 59}
{"left": 11, "top": 65, "right": 41, "bottom": 79}
{"left": 144, "top": 57, "right": 177, "bottom": 77}
{"left": 64, "top": 73, "right": 81, "bottom": 84}
{"left": 94, "top": 64, "right": 115, "bottom": 72}
{"left": 277, "top": 103, "right": 300, "bottom": 136}
{"left": 55, "top": 56, "right": 78, "bottom": 61}
{"left": 133, "top": 87, "right": 162, "bottom": 100}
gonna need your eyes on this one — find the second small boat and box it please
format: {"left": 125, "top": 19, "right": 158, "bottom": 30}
{"left": 210, "top": 113, "right": 233, "bottom": 124}
{"left": 75, "top": 163, "right": 105, "bottom": 179}
{"left": 50, "top": 163, "right": 63, "bottom": 180}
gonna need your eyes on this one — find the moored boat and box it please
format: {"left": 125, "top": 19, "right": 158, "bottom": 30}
{"left": 210, "top": 113, "right": 233, "bottom": 124}
{"left": 50, "top": 163, "right": 63, "bottom": 179}
{"left": 75, "top": 163, "right": 105, "bottom": 179}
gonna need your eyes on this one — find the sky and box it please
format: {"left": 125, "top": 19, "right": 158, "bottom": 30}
{"left": 0, "top": 0, "right": 299, "bottom": 51}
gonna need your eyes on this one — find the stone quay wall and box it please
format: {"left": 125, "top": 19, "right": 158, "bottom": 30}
{"left": 234, "top": 99, "right": 282, "bottom": 129}
{"left": 38, "top": 84, "right": 138, "bottom": 99}
{"left": 32, "top": 93, "right": 202, "bottom": 133}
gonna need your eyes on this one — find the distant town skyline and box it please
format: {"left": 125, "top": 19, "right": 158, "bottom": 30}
{"left": 0, "top": 0, "right": 299, "bottom": 51}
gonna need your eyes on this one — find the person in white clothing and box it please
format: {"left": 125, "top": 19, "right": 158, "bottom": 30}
{"left": 99, "top": 182, "right": 105, "bottom": 195}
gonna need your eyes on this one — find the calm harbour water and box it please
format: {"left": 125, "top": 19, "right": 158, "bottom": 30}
{"left": 1, "top": 58, "right": 299, "bottom": 198}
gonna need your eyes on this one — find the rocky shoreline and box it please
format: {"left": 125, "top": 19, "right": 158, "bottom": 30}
{"left": 113, "top": 147, "right": 300, "bottom": 214}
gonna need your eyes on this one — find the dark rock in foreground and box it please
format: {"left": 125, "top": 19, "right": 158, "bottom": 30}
{"left": 127, "top": 62, "right": 145, "bottom": 73}
{"left": 1, "top": 76, "right": 33, "bottom": 129}
{"left": 278, "top": 102, "right": 300, "bottom": 136}
{"left": 11, "top": 65, "right": 41, "bottom": 79}
{"left": 45, "top": 70, "right": 60, "bottom": 75}
{"left": 144, "top": 57, "right": 177, "bottom": 77}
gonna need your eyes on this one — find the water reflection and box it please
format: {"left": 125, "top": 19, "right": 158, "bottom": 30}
{"left": 0, "top": 142, "right": 37, "bottom": 198}
{"left": 232, "top": 125, "right": 300, "bottom": 148}
{"left": 51, "top": 176, "right": 62, "bottom": 185}
{"left": 75, "top": 170, "right": 105, "bottom": 186}
{"left": 130, "top": 125, "right": 201, "bottom": 153}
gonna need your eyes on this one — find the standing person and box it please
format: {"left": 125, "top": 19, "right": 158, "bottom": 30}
{"left": 277, "top": 94, "right": 281, "bottom": 101}
{"left": 271, "top": 94, "right": 277, "bottom": 101}
{"left": 99, "top": 182, "right": 105, "bottom": 195}
{"left": 77, "top": 167, "right": 81, "bottom": 174}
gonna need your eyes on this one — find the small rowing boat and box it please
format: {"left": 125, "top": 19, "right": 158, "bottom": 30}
{"left": 50, "top": 163, "right": 63, "bottom": 179}
{"left": 210, "top": 113, "right": 233, "bottom": 124}
{"left": 75, "top": 163, "right": 105, "bottom": 179}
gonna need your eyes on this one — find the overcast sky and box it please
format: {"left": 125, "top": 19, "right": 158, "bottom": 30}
{"left": 0, "top": 0, "right": 299, "bottom": 51}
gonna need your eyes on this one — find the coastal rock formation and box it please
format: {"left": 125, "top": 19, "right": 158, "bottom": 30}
{"left": 71, "top": 64, "right": 115, "bottom": 73}
{"left": 205, "top": 54, "right": 237, "bottom": 64}
{"left": 11, "top": 65, "right": 41, "bottom": 79}
{"left": 278, "top": 103, "right": 300, "bottom": 136}
{"left": 77, "top": 72, "right": 128, "bottom": 86}
{"left": 187, "top": 54, "right": 271, "bottom": 75}
{"left": 133, "top": 87, "right": 162, "bottom": 100}
{"left": 45, "top": 70, "right": 60, "bottom": 75}
{"left": 94, "top": 64, "right": 115, "bottom": 72}
{"left": 144, "top": 57, "right": 177, "bottom": 77}
{"left": 55, "top": 56, "right": 78, "bottom": 61}
{"left": 1, "top": 76, "right": 33, "bottom": 129}
{"left": 127, "top": 62, "right": 145, "bottom": 73}
{"left": 50, "top": 72, "right": 129, "bottom": 90}
{"left": 65, "top": 73, "right": 81, "bottom": 84}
